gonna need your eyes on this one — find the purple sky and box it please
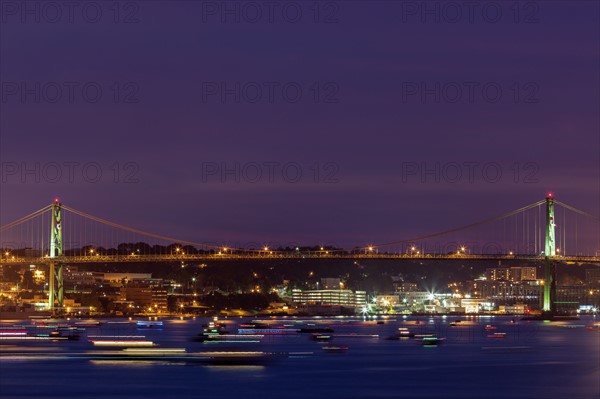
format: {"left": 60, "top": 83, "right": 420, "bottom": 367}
{"left": 1, "top": 1, "right": 598, "bottom": 250}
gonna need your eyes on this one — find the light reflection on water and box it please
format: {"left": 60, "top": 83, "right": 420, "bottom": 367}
{"left": 0, "top": 315, "right": 598, "bottom": 399}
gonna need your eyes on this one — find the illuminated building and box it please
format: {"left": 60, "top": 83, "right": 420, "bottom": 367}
{"left": 291, "top": 289, "right": 366, "bottom": 316}
{"left": 103, "top": 273, "right": 152, "bottom": 287}
{"left": 486, "top": 267, "right": 536, "bottom": 282}
{"left": 460, "top": 298, "right": 494, "bottom": 313}
{"left": 121, "top": 280, "right": 168, "bottom": 312}
{"left": 486, "top": 268, "right": 510, "bottom": 281}
{"left": 394, "top": 282, "right": 418, "bottom": 293}
{"left": 292, "top": 289, "right": 366, "bottom": 306}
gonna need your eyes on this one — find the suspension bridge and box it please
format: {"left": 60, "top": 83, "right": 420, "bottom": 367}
{"left": 1, "top": 193, "right": 599, "bottom": 313}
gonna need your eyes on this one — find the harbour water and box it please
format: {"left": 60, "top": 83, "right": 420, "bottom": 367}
{"left": 1, "top": 316, "right": 598, "bottom": 399}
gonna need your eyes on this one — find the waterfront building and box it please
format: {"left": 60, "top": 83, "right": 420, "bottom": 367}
{"left": 291, "top": 289, "right": 366, "bottom": 307}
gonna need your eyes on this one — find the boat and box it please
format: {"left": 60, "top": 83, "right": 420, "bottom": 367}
{"left": 194, "top": 320, "right": 231, "bottom": 342}
{"left": 136, "top": 321, "right": 163, "bottom": 329}
{"left": 586, "top": 323, "right": 600, "bottom": 331}
{"left": 239, "top": 321, "right": 270, "bottom": 329}
{"left": 0, "top": 327, "right": 28, "bottom": 337}
{"left": 484, "top": 325, "right": 497, "bottom": 331}
{"left": 322, "top": 346, "right": 348, "bottom": 352}
{"left": 195, "top": 331, "right": 263, "bottom": 343}
{"left": 311, "top": 334, "right": 332, "bottom": 342}
{"left": 421, "top": 337, "right": 445, "bottom": 346}
{"left": 73, "top": 321, "right": 102, "bottom": 327}
{"left": 90, "top": 339, "right": 158, "bottom": 347}
{"left": 421, "top": 336, "right": 445, "bottom": 346}
{"left": 298, "top": 325, "right": 334, "bottom": 333}
{"left": 386, "top": 327, "right": 415, "bottom": 340}
{"left": 487, "top": 332, "right": 506, "bottom": 339}
{"left": 0, "top": 325, "right": 80, "bottom": 341}
{"left": 50, "top": 328, "right": 81, "bottom": 340}
{"left": 237, "top": 328, "right": 297, "bottom": 335}
{"left": 331, "top": 333, "right": 378, "bottom": 339}
{"left": 91, "top": 348, "right": 275, "bottom": 365}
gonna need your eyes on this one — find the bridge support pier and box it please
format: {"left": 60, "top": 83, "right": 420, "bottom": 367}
{"left": 542, "top": 260, "right": 556, "bottom": 314}
{"left": 543, "top": 193, "right": 556, "bottom": 314}
{"left": 48, "top": 199, "right": 64, "bottom": 315}
{"left": 48, "top": 261, "right": 54, "bottom": 311}
{"left": 47, "top": 262, "right": 64, "bottom": 315}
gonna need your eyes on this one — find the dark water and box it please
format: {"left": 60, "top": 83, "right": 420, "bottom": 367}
{"left": 1, "top": 315, "right": 598, "bottom": 399}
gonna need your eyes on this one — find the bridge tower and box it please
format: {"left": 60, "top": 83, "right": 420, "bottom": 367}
{"left": 48, "top": 199, "right": 64, "bottom": 313}
{"left": 543, "top": 193, "right": 556, "bottom": 313}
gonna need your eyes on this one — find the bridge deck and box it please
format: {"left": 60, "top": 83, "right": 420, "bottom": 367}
{"left": 2, "top": 254, "right": 599, "bottom": 264}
